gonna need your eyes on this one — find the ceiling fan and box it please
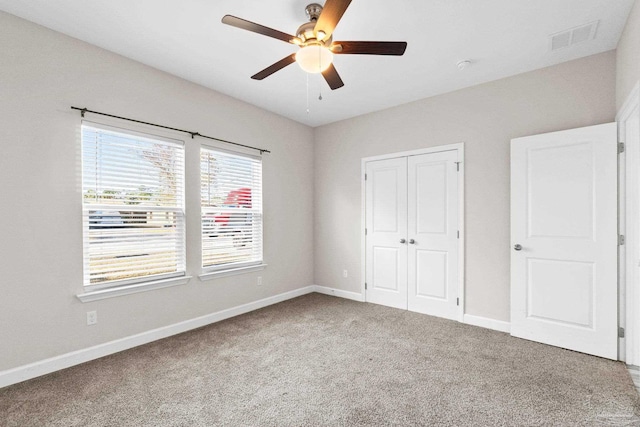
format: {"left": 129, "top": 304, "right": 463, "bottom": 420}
{"left": 221, "top": 0, "right": 407, "bottom": 90}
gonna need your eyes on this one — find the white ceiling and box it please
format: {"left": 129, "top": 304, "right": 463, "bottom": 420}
{"left": 0, "top": 0, "right": 634, "bottom": 127}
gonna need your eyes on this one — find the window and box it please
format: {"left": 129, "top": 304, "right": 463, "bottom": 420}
{"left": 200, "top": 147, "right": 263, "bottom": 271}
{"left": 81, "top": 122, "right": 185, "bottom": 289}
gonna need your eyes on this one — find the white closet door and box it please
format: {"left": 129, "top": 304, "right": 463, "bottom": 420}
{"left": 407, "top": 151, "right": 459, "bottom": 320}
{"left": 365, "top": 157, "right": 408, "bottom": 309}
{"left": 511, "top": 123, "right": 618, "bottom": 359}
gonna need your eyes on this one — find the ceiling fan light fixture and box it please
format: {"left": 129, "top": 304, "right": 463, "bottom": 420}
{"left": 295, "top": 45, "right": 333, "bottom": 73}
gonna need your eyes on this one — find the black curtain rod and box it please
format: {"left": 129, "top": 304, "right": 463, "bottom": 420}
{"left": 70, "top": 106, "right": 271, "bottom": 154}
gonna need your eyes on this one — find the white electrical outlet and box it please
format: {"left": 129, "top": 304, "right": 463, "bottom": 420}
{"left": 86, "top": 310, "right": 98, "bottom": 326}
{"left": 257, "top": 276, "right": 263, "bottom": 286}
{"left": 343, "top": 269, "right": 348, "bottom": 278}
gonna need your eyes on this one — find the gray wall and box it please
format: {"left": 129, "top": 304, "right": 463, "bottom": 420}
{"left": 314, "top": 51, "right": 616, "bottom": 322}
{"left": 618, "top": 0, "right": 640, "bottom": 109}
{"left": 0, "top": 12, "right": 314, "bottom": 371}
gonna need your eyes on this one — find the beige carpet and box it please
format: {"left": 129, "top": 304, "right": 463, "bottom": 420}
{"left": 1, "top": 293, "right": 639, "bottom": 426}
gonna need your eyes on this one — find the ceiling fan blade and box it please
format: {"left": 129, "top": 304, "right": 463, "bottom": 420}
{"left": 251, "top": 54, "right": 297, "bottom": 80}
{"left": 222, "top": 15, "right": 297, "bottom": 44}
{"left": 314, "top": 0, "right": 352, "bottom": 40}
{"left": 322, "top": 63, "right": 345, "bottom": 90}
{"left": 332, "top": 41, "right": 407, "bottom": 56}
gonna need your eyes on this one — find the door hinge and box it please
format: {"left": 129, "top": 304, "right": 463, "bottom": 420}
{"left": 455, "top": 162, "right": 461, "bottom": 172}
{"left": 456, "top": 297, "right": 459, "bottom": 306}
{"left": 619, "top": 142, "right": 625, "bottom": 154}
{"left": 620, "top": 235, "right": 626, "bottom": 246}
{"left": 457, "top": 230, "right": 460, "bottom": 239}
{"left": 365, "top": 282, "right": 368, "bottom": 290}
{"left": 365, "top": 228, "right": 368, "bottom": 235}
{"left": 364, "top": 173, "right": 367, "bottom": 180}
{"left": 619, "top": 327, "right": 625, "bottom": 338}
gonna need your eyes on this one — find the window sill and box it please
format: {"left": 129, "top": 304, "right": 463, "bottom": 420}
{"left": 199, "top": 264, "right": 267, "bottom": 281}
{"left": 77, "top": 276, "right": 192, "bottom": 302}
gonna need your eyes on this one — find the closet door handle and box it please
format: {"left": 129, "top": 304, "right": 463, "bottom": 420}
{"left": 400, "top": 239, "right": 406, "bottom": 244}
{"left": 409, "top": 239, "right": 415, "bottom": 244}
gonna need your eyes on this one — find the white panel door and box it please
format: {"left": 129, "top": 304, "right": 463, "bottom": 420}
{"left": 511, "top": 123, "right": 618, "bottom": 359}
{"left": 365, "top": 157, "right": 408, "bottom": 309}
{"left": 407, "top": 151, "right": 459, "bottom": 320}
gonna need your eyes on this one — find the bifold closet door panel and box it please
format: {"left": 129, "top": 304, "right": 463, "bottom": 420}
{"left": 365, "top": 157, "right": 408, "bottom": 309}
{"left": 407, "top": 151, "right": 459, "bottom": 320}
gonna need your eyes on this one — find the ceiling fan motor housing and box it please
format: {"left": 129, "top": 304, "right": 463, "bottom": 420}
{"left": 296, "top": 21, "right": 332, "bottom": 46}
{"left": 296, "top": 3, "right": 333, "bottom": 46}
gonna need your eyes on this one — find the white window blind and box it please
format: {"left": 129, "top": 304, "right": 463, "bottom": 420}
{"left": 81, "top": 123, "right": 185, "bottom": 289}
{"left": 201, "top": 147, "right": 263, "bottom": 271}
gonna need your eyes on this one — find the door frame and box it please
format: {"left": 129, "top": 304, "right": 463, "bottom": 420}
{"left": 619, "top": 81, "right": 640, "bottom": 365}
{"left": 360, "top": 143, "right": 465, "bottom": 322}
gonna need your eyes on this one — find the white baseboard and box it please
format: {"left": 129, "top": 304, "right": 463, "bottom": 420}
{"left": 463, "top": 313, "right": 511, "bottom": 333}
{"left": 312, "top": 287, "right": 511, "bottom": 335}
{"left": 0, "top": 285, "right": 315, "bottom": 389}
{"left": 313, "top": 285, "right": 365, "bottom": 302}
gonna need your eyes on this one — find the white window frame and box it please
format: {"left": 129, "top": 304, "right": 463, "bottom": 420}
{"left": 199, "top": 143, "right": 265, "bottom": 280}
{"left": 77, "top": 119, "right": 190, "bottom": 301}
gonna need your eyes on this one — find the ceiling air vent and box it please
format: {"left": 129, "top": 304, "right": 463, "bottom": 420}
{"left": 549, "top": 21, "right": 599, "bottom": 51}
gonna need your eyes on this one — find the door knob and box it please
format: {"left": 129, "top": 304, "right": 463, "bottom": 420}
{"left": 409, "top": 239, "right": 416, "bottom": 244}
{"left": 514, "top": 244, "right": 522, "bottom": 251}
{"left": 400, "top": 239, "right": 406, "bottom": 244}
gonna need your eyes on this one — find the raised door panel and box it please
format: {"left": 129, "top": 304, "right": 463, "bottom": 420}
{"left": 415, "top": 162, "right": 448, "bottom": 235}
{"left": 527, "top": 142, "right": 594, "bottom": 240}
{"left": 527, "top": 258, "right": 594, "bottom": 328}
{"left": 415, "top": 250, "right": 448, "bottom": 300}
{"left": 372, "top": 168, "right": 401, "bottom": 233}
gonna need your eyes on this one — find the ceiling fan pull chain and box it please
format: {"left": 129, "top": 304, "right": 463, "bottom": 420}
{"left": 317, "top": 47, "right": 323, "bottom": 100}
{"left": 306, "top": 73, "right": 310, "bottom": 114}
